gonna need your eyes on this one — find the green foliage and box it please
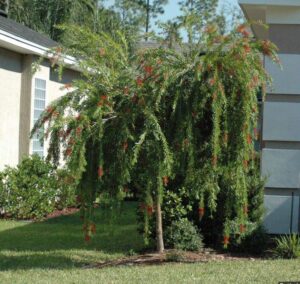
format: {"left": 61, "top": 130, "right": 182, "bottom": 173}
{"left": 165, "top": 219, "right": 203, "bottom": 251}
{"left": 31, "top": 24, "right": 278, "bottom": 249}
{"left": 0, "top": 155, "right": 76, "bottom": 219}
{"left": 228, "top": 224, "right": 269, "bottom": 255}
{"left": 271, "top": 234, "right": 300, "bottom": 259}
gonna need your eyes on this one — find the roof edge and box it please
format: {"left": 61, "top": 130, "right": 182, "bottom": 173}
{"left": 0, "top": 28, "right": 79, "bottom": 72}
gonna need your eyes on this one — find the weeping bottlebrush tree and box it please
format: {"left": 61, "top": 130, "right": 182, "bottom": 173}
{"left": 31, "top": 24, "right": 278, "bottom": 252}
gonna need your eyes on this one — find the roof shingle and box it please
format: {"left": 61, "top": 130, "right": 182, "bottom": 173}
{"left": 0, "top": 16, "right": 58, "bottom": 48}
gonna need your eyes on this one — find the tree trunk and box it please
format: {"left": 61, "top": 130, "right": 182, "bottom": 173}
{"left": 145, "top": 0, "right": 150, "bottom": 41}
{"left": 155, "top": 196, "right": 164, "bottom": 253}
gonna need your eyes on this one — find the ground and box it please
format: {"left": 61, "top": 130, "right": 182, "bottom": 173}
{"left": 0, "top": 202, "right": 299, "bottom": 284}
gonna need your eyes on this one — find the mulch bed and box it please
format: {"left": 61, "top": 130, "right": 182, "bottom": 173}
{"left": 84, "top": 249, "right": 260, "bottom": 269}
{"left": 45, "top": 207, "right": 79, "bottom": 219}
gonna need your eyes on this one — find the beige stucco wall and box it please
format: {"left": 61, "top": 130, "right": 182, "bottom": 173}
{"left": 0, "top": 48, "right": 80, "bottom": 170}
{"left": 0, "top": 47, "right": 22, "bottom": 170}
{"left": 30, "top": 60, "right": 80, "bottom": 157}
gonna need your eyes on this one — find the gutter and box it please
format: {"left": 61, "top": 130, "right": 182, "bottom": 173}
{"left": 0, "top": 28, "right": 79, "bottom": 72}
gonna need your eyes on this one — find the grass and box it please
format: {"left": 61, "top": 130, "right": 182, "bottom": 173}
{"left": 0, "top": 201, "right": 300, "bottom": 283}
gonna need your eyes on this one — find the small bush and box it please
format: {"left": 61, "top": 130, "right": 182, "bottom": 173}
{"left": 271, "top": 234, "right": 300, "bottom": 259}
{"left": 165, "top": 219, "right": 203, "bottom": 251}
{"left": 229, "top": 223, "right": 269, "bottom": 255}
{"left": 0, "top": 155, "right": 76, "bottom": 219}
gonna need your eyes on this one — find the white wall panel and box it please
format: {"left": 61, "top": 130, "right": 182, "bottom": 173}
{"left": 266, "top": 54, "right": 300, "bottom": 94}
{"left": 262, "top": 149, "right": 300, "bottom": 188}
{"left": 264, "top": 194, "right": 299, "bottom": 234}
{"left": 263, "top": 102, "right": 300, "bottom": 141}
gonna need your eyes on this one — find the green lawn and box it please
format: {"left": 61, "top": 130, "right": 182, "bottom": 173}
{"left": 0, "top": 202, "right": 299, "bottom": 284}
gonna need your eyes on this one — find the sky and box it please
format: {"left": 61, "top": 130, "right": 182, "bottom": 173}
{"left": 104, "top": 0, "right": 241, "bottom": 35}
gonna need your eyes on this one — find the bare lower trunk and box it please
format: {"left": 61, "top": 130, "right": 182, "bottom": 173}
{"left": 155, "top": 197, "right": 164, "bottom": 253}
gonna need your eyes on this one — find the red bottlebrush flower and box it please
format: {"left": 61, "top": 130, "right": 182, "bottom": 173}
{"left": 254, "top": 128, "right": 259, "bottom": 140}
{"left": 247, "top": 134, "right": 252, "bottom": 145}
{"left": 261, "top": 40, "right": 272, "bottom": 56}
{"left": 65, "top": 148, "right": 72, "bottom": 156}
{"left": 212, "top": 155, "right": 218, "bottom": 167}
{"left": 239, "top": 224, "right": 246, "bottom": 233}
{"left": 55, "top": 46, "right": 62, "bottom": 54}
{"left": 144, "top": 65, "right": 153, "bottom": 76}
{"left": 122, "top": 141, "right": 128, "bottom": 151}
{"left": 98, "top": 166, "right": 104, "bottom": 178}
{"left": 64, "top": 83, "right": 72, "bottom": 90}
{"left": 198, "top": 207, "right": 205, "bottom": 218}
{"left": 243, "top": 159, "right": 249, "bottom": 169}
{"left": 243, "top": 44, "right": 251, "bottom": 54}
{"left": 99, "top": 48, "right": 106, "bottom": 56}
{"left": 85, "top": 234, "right": 91, "bottom": 242}
{"left": 146, "top": 205, "right": 153, "bottom": 215}
{"left": 90, "top": 223, "right": 96, "bottom": 234}
{"left": 237, "top": 24, "right": 250, "bottom": 37}
{"left": 208, "top": 78, "right": 215, "bottom": 87}
{"left": 76, "top": 127, "right": 82, "bottom": 137}
{"left": 52, "top": 111, "right": 59, "bottom": 118}
{"left": 223, "top": 236, "right": 230, "bottom": 246}
{"left": 162, "top": 176, "right": 169, "bottom": 187}
{"left": 136, "top": 77, "right": 143, "bottom": 87}
{"left": 223, "top": 236, "right": 229, "bottom": 245}
{"left": 46, "top": 107, "right": 54, "bottom": 113}
{"left": 101, "top": 95, "right": 107, "bottom": 101}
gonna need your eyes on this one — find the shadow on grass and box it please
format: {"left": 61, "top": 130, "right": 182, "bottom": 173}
{"left": 0, "top": 202, "right": 144, "bottom": 271}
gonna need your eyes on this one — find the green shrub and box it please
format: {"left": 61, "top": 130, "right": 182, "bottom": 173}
{"left": 165, "top": 219, "right": 203, "bottom": 251}
{"left": 229, "top": 223, "right": 269, "bottom": 255}
{"left": 137, "top": 187, "right": 193, "bottom": 246}
{"left": 271, "top": 234, "right": 300, "bottom": 259}
{"left": 0, "top": 155, "right": 76, "bottom": 219}
{"left": 55, "top": 169, "right": 77, "bottom": 209}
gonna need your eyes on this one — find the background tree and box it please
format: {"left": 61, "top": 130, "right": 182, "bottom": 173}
{"left": 158, "top": 19, "right": 182, "bottom": 48}
{"left": 178, "top": 0, "right": 225, "bottom": 44}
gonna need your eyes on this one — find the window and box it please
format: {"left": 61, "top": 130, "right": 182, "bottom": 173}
{"left": 32, "top": 78, "right": 46, "bottom": 157}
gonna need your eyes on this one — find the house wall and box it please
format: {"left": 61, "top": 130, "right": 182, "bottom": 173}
{"left": 0, "top": 47, "right": 80, "bottom": 170}
{"left": 0, "top": 47, "right": 22, "bottom": 170}
{"left": 30, "top": 60, "right": 80, "bottom": 157}
{"left": 261, "top": 6, "right": 300, "bottom": 233}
